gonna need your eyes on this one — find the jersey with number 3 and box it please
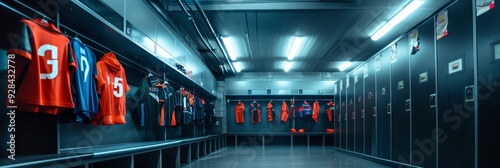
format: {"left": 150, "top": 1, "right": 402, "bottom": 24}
{"left": 93, "top": 52, "right": 129, "bottom": 125}
{"left": 7, "top": 18, "right": 76, "bottom": 114}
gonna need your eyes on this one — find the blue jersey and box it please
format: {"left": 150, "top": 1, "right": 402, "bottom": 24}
{"left": 68, "top": 38, "right": 99, "bottom": 123}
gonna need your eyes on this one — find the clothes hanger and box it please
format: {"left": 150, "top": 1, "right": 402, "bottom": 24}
{"left": 148, "top": 70, "right": 153, "bottom": 78}
{"left": 253, "top": 100, "right": 257, "bottom": 103}
{"left": 74, "top": 33, "right": 82, "bottom": 43}
{"left": 41, "top": 15, "right": 49, "bottom": 23}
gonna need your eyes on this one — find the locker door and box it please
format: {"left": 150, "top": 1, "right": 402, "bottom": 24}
{"left": 410, "top": 18, "right": 437, "bottom": 168}
{"left": 436, "top": 0, "right": 475, "bottom": 167}
{"left": 354, "top": 70, "right": 364, "bottom": 153}
{"left": 376, "top": 49, "right": 392, "bottom": 159}
{"left": 340, "top": 79, "right": 346, "bottom": 149}
{"left": 477, "top": 2, "right": 500, "bottom": 167}
{"left": 334, "top": 82, "right": 340, "bottom": 148}
{"left": 364, "top": 58, "right": 376, "bottom": 156}
{"left": 391, "top": 36, "right": 411, "bottom": 163}
{"left": 347, "top": 74, "right": 355, "bottom": 151}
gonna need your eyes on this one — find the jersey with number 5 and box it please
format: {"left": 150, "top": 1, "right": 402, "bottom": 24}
{"left": 93, "top": 52, "right": 129, "bottom": 125}
{"left": 7, "top": 18, "right": 76, "bottom": 114}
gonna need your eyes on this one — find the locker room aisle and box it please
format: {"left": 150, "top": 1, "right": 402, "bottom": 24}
{"left": 182, "top": 146, "right": 389, "bottom": 168}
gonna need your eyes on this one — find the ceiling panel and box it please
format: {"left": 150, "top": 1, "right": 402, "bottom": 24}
{"left": 162, "top": 0, "right": 453, "bottom": 76}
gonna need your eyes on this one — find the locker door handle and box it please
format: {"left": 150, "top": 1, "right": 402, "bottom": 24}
{"left": 430, "top": 93, "right": 436, "bottom": 108}
{"left": 465, "top": 85, "right": 474, "bottom": 102}
{"left": 405, "top": 99, "right": 411, "bottom": 112}
{"left": 387, "top": 103, "right": 391, "bottom": 114}
{"left": 373, "top": 107, "right": 376, "bottom": 117}
{"left": 352, "top": 111, "right": 355, "bottom": 120}
{"left": 361, "top": 109, "right": 365, "bottom": 118}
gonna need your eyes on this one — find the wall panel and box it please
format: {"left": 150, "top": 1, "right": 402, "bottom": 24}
{"left": 436, "top": 0, "right": 475, "bottom": 167}
{"left": 364, "top": 58, "right": 376, "bottom": 156}
{"left": 391, "top": 36, "right": 411, "bottom": 163}
{"left": 476, "top": 1, "right": 500, "bottom": 167}
{"left": 354, "top": 70, "right": 364, "bottom": 153}
{"left": 376, "top": 49, "right": 392, "bottom": 159}
{"left": 410, "top": 18, "right": 437, "bottom": 168}
{"left": 347, "top": 74, "right": 355, "bottom": 151}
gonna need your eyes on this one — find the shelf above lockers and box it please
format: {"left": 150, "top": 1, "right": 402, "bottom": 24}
{"left": 58, "top": 0, "right": 217, "bottom": 100}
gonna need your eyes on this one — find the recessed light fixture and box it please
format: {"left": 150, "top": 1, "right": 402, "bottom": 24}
{"left": 288, "top": 36, "right": 305, "bottom": 60}
{"left": 233, "top": 62, "right": 242, "bottom": 72}
{"left": 284, "top": 62, "right": 293, "bottom": 72}
{"left": 338, "top": 62, "right": 353, "bottom": 71}
{"left": 222, "top": 36, "right": 237, "bottom": 60}
{"left": 371, "top": 0, "right": 425, "bottom": 41}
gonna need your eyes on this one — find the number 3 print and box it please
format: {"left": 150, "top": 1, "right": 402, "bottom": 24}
{"left": 38, "top": 44, "right": 58, "bottom": 79}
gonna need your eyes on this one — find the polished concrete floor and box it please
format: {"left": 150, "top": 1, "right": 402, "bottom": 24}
{"left": 182, "top": 146, "right": 390, "bottom": 168}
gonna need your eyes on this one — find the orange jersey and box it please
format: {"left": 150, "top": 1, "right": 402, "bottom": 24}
{"left": 281, "top": 101, "right": 289, "bottom": 122}
{"left": 235, "top": 102, "right": 245, "bottom": 124}
{"left": 93, "top": 52, "right": 129, "bottom": 125}
{"left": 266, "top": 101, "right": 274, "bottom": 122}
{"left": 312, "top": 101, "right": 320, "bottom": 122}
{"left": 7, "top": 18, "right": 76, "bottom": 114}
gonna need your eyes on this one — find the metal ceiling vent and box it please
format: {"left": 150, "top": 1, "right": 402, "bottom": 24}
{"left": 175, "top": 0, "right": 236, "bottom": 78}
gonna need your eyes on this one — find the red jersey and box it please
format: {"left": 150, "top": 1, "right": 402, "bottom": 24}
{"left": 93, "top": 52, "right": 129, "bottom": 125}
{"left": 7, "top": 18, "right": 76, "bottom": 114}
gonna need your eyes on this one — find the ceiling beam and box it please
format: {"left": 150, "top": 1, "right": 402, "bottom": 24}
{"left": 166, "top": 2, "right": 419, "bottom": 11}
{"left": 356, "top": 0, "right": 366, "bottom": 6}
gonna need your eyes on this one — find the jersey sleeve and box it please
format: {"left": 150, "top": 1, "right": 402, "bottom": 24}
{"left": 123, "top": 70, "right": 130, "bottom": 93}
{"left": 7, "top": 21, "right": 33, "bottom": 60}
{"left": 95, "top": 62, "right": 105, "bottom": 96}
{"left": 67, "top": 42, "right": 77, "bottom": 72}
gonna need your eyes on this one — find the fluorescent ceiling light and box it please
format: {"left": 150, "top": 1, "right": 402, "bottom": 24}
{"left": 338, "top": 62, "right": 352, "bottom": 71}
{"left": 371, "top": 0, "right": 425, "bottom": 41}
{"left": 233, "top": 62, "right": 242, "bottom": 72}
{"left": 284, "top": 62, "right": 293, "bottom": 72}
{"left": 288, "top": 36, "right": 305, "bottom": 60}
{"left": 222, "top": 36, "right": 237, "bottom": 60}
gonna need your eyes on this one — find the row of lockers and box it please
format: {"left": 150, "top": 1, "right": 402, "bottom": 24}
{"left": 333, "top": 0, "right": 499, "bottom": 167}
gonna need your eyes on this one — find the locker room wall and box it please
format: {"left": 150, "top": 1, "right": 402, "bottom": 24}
{"left": 295, "top": 100, "right": 334, "bottom": 132}
{"left": 435, "top": 0, "right": 475, "bottom": 167}
{"left": 390, "top": 36, "right": 411, "bottom": 163}
{"left": 364, "top": 57, "right": 376, "bottom": 156}
{"left": 410, "top": 18, "right": 437, "bottom": 168}
{"left": 477, "top": 3, "right": 500, "bottom": 167}
{"left": 225, "top": 95, "right": 334, "bottom": 134}
{"left": 226, "top": 100, "right": 292, "bottom": 133}
{"left": 375, "top": 48, "right": 392, "bottom": 160}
